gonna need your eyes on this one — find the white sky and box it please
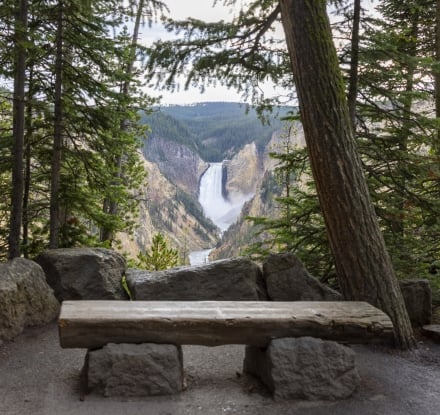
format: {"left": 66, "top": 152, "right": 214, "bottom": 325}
{"left": 140, "top": 0, "right": 378, "bottom": 105}
{"left": 140, "top": 0, "right": 279, "bottom": 105}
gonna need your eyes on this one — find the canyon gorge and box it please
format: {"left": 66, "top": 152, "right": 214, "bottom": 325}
{"left": 117, "top": 102, "right": 302, "bottom": 264}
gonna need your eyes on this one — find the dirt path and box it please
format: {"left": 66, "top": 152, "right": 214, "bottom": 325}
{"left": 1, "top": 323, "right": 439, "bottom": 415}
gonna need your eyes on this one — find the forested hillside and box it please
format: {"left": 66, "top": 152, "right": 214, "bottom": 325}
{"left": 142, "top": 102, "right": 290, "bottom": 161}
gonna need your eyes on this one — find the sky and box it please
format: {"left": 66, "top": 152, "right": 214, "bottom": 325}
{"left": 140, "top": 0, "right": 278, "bottom": 105}
{"left": 140, "top": 0, "right": 378, "bottom": 105}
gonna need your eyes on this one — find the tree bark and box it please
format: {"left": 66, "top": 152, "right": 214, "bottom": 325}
{"left": 436, "top": 0, "right": 440, "bottom": 136}
{"left": 278, "top": 0, "right": 415, "bottom": 349}
{"left": 9, "top": 0, "right": 28, "bottom": 259}
{"left": 347, "top": 0, "right": 361, "bottom": 129}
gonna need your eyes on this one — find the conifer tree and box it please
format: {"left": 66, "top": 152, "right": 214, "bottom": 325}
{"left": 0, "top": 0, "right": 163, "bottom": 256}
{"left": 136, "top": 232, "right": 179, "bottom": 271}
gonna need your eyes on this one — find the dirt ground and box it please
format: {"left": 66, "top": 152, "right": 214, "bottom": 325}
{"left": 1, "top": 322, "right": 439, "bottom": 415}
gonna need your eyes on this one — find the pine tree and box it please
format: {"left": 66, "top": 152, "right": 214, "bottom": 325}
{"left": 0, "top": 0, "right": 162, "bottom": 256}
{"left": 136, "top": 232, "right": 179, "bottom": 271}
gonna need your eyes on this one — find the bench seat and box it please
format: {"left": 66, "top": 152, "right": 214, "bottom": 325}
{"left": 58, "top": 300, "right": 393, "bottom": 349}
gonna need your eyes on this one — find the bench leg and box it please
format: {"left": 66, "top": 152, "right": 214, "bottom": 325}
{"left": 244, "top": 337, "right": 360, "bottom": 400}
{"left": 85, "top": 343, "right": 184, "bottom": 397}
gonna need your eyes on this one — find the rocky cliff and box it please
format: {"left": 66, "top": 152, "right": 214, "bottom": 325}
{"left": 143, "top": 136, "right": 208, "bottom": 196}
{"left": 212, "top": 124, "right": 306, "bottom": 260}
{"left": 117, "top": 105, "right": 298, "bottom": 263}
{"left": 117, "top": 157, "right": 218, "bottom": 261}
{"left": 223, "top": 142, "right": 262, "bottom": 203}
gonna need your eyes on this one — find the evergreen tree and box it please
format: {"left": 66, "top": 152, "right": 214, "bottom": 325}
{"left": 136, "top": 232, "right": 179, "bottom": 271}
{"left": 0, "top": 0, "right": 164, "bottom": 257}
{"left": 357, "top": 0, "right": 439, "bottom": 278}
{"left": 8, "top": 0, "right": 28, "bottom": 258}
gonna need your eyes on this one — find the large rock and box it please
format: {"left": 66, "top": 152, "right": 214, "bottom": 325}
{"left": 262, "top": 252, "right": 341, "bottom": 301}
{"left": 399, "top": 279, "right": 432, "bottom": 327}
{"left": 0, "top": 258, "right": 60, "bottom": 341}
{"left": 126, "top": 257, "right": 266, "bottom": 300}
{"left": 36, "top": 248, "right": 127, "bottom": 301}
{"left": 244, "top": 337, "right": 360, "bottom": 400}
{"left": 87, "top": 343, "right": 184, "bottom": 397}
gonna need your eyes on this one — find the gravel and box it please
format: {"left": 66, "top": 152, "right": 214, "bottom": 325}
{"left": 1, "top": 322, "right": 439, "bottom": 415}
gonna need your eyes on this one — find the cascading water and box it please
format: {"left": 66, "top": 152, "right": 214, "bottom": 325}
{"left": 198, "top": 163, "right": 232, "bottom": 232}
{"left": 189, "top": 162, "right": 253, "bottom": 265}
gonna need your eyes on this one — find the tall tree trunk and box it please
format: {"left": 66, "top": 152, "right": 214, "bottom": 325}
{"left": 101, "top": 0, "right": 145, "bottom": 243}
{"left": 392, "top": 11, "right": 419, "bottom": 236}
{"left": 436, "top": 0, "right": 440, "bottom": 138}
{"left": 9, "top": 0, "right": 28, "bottom": 259}
{"left": 347, "top": 0, "right": 361, "bottom": 129}
{"left": 278, "top": 0, "right": 415, "bottom": 349}
{"left": 49, "top": 1, "right": 64, "bottom": 249}
{"left": 22, "top": 69, "right": 34, "bottom": 259}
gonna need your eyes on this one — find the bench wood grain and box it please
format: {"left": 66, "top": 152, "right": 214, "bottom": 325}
{"left": 58, "top": 300, "right": 394, "bottom": 348}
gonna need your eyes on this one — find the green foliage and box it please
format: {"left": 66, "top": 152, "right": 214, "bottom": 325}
{"left": 245, "top": 125, "right": 335, "bottom": 283}
{"left": 135, "top": 233, "right": 179, "bottom": 271}
{"left": 0, "top": 0, "right": 166, "bottom": 257}
{"left": 142, "top": 102, "right": 291, "bottom": 161}
{"left": 355, "top": 0, "right": 440, "bottom": 281}
{"left": 121, "top": 275, "right": 132, "bottom": 300}
{"left": 145, "top": 1, "right": 292, "bottom": 113}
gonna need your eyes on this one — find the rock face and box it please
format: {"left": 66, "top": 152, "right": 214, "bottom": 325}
{"left": 244, "top": 337, "right": 360, "bottom": 400}
{"left": 0, "top": 258, "right": 59, "bottom": 341}
{"left": 87, "top": 343, "right": 184, "bottom": 397}
{"left": 126, "top": 257, "right": 266, "bottom": 301}
{"left": 212, "top": 125, "right": 307, "bottom": 261}
{"left": 224, "top": 142, "right": 261, "bottom": 203}
{"left": 262, "top": 252, "right": 341, "bottom": 301}
{"left": 36, "top": 248, "right": 127, "bottom": 301}
{"left": 399, "top": 279, "right": 432, "bottom": 326}
{"left": 144, "top": 136, "right": 207, "bottom": 196}
{"left": 117, "top": 157, "right": 218, "bottom": 259}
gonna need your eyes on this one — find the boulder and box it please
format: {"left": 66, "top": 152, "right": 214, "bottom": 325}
{"left": 87, "top": 343, "right": 184, "bottom": 397}
{"left": 422, "top": 325, "right": 440, "bottom": 342}
{"left": 262, "top": 252, "right": 341, "bottom": 301}
{"left": 36, "top": 248, "right": 127, "bottom": 301}
{"left": 126, "top": 257, "right": 266, "bottom": 301}
{"left": 0, "top": 258, "right": 59, "bottom": 341}
{"left": 244, "top": 337, "right": 360, "bottom": 400}
{"left": 399, "top": 279, "right": 432, "bottom": 327}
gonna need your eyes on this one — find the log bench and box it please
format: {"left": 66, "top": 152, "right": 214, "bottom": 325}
{"left": 58, "top": 300, "right": 394, "bottom": 399}
{"left": 58, "top": 300, "right": 393, "bottom": 348}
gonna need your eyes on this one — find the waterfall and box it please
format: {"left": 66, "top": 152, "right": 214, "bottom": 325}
{"left": 199, "top": 163, "right": 232, "bottom": 232}
{"left": 190, "top": 162, "right": 253, "bottom": 265}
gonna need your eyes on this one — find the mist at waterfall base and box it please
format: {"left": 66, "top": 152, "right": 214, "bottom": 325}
{"left": 189, "top": 163, "right": 253, "bottom": 266}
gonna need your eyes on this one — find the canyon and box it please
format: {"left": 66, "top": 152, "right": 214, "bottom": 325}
{"left": 117, "top": 102, "right": 301, "bottom": 264}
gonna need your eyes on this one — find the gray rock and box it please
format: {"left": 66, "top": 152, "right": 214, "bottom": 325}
{"left": 0, "top": 258, "right": 60, "bottom": 341}
{"left": 399, "top": 279, "right": 432, "bottom": 327}
{"left": 127, "top": 257, "right": 266, "bottom": 300}
{"left": 262, "top": 252, "right": 341, "bottom": 301}
{"left": 36, "top": 248, "right": 127, "bottom": 301}
{"left": 87, "top": 343, "right": 184, "bottom": 397}
{"left": 244, "top": 337, "right": 360, "bottom": 400}
{"left": 422, "top": 325, "right": 440, "bottom": 342}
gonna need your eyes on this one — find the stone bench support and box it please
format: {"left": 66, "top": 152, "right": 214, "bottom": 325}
{"left": 244, "top": 337, "right": 360, "bottom": 400}
{"left": 86, "top": 343, "right": 184, "bottom": 397}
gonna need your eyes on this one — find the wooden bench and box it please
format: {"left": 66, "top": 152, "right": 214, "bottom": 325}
{"left": 58, "top": 300, "right": 394, "bottom": 348}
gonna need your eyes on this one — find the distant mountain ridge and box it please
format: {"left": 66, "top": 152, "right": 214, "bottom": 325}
{"left": 141, "top": 102, "right": 292, "bottom": 162}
